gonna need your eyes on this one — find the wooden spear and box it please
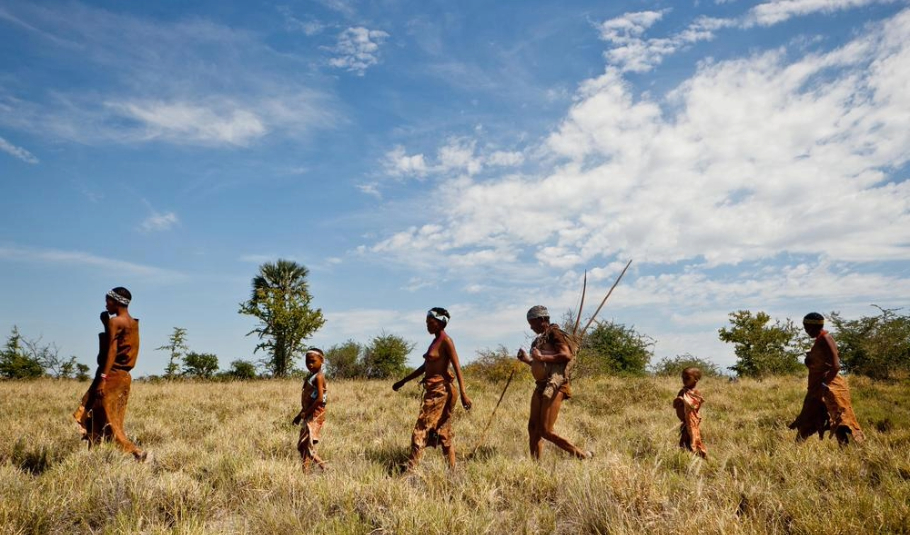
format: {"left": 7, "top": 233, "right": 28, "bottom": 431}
{"left": 471, "top": 367, "right": 517, "bottom": 458}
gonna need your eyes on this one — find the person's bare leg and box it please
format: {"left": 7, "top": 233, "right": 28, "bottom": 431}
{"left": 528, "top": 391, "right": 544, "bottom": 459}
{"left": 540, "top": 391, "right": 587, "bottom": 459}
{"left": 442, "top": 444, "right": 456, "bottom": 469}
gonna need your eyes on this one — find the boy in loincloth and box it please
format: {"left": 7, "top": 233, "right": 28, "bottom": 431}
{"left": 293, "top": 348, "right": 328, "bottom": 472}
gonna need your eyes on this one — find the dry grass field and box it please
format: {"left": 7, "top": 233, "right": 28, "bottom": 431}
{"left": 1, "top": 375, "right": 909, "bottom": 534}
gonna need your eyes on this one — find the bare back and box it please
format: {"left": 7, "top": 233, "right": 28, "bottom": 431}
{"left": 110, "top": 315, "right": 140, "bottom": 371}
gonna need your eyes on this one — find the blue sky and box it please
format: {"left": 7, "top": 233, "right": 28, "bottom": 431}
{"left": 1, "top": 0, "right": 909, "bottom": 377}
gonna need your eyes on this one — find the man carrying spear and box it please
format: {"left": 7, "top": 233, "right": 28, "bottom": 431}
{"left": 517, "top": 305, "right": 591, "bottom": 460}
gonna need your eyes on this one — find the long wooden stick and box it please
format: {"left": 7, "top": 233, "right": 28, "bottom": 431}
{"left": 471, "top": 367, "right": 516, "bottom": 457}
{"left": 572, "top": 270, "right": 587, "bottom": 337}
{"left": 580, "top": 259, "right": 633, "bottom": 337}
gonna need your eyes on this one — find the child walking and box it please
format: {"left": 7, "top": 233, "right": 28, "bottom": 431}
{"left": 293, "top": 348, "right": 328, "bottom": 472}
{"left": 673, "top": 367, "right": 707, "bottom": 459}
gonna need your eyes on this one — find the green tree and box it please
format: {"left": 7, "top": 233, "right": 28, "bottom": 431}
{"left": 829, "top": 306, "right": 910, "bottom": 380}
{"left": 718, "top": 310, "right": 804, "bottom": 378}
{"left": 226, "top": 359, "right": 258, "bottom": 380}
{"left": 324, "top": 340, "right": 364, "bottom": 379}
{"left": 578, "top": 320, "right": 653, "bottom": 376}
{"left": 75, "top": 363, "right": 91, "bottom": 381}
{"left": 239, "top": 259, "right": 326, "bottom": 377}
{"left": 361, "top": 332, "right": 414, "bottom": 379}
{"left": 652, "top": 353, "right": 723, "bottom": 378}
{"left": 182, "top": 352, "right": 219, "bottom": 379}
{"left": 0, "top": 327, "right": 44, "bottom": 379}
{"left": 156, "top": 327, "right": 189, "bottom": 379}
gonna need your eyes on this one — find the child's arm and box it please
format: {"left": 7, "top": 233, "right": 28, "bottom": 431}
{"left": 673, "top": 396, "right": 685, "bottom": 422}
{"left": 393, "top": 364, "right": 425, "bottom": 391}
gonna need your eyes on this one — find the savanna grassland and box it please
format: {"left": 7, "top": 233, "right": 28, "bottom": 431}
{"left": 1, "top": 375, "right": 909, "bottom": 534}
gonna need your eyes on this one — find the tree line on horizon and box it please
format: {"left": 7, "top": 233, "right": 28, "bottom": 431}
{"left": 2, "top": 259, "right": 908, "bottom": 381}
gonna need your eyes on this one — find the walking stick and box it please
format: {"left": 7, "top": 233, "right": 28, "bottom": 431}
{"left": 471, "top": 367, "right": 517, "bottom": 457}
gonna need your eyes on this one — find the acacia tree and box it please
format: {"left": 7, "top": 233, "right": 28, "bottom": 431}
{"left": 156, "top": 327, "right": 189, "bottom": 379}
{"left": 829, "top": 306, "right": 910, "bottom": 379}
{"left": 0, "top": 327, "right": 43, "bottom": 379}
{"left": 239, "top": 259, "right": 325, "bottom": 377}
{"left": 718, "top": 310, "right": 805, "bottom": 378}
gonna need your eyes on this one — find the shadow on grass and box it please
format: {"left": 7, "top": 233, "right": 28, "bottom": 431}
{"left": 10, "top": 439, "right": 54, "bottom": 475}
{"left": 364, "top": 444, "right": 411, "bottom": 476}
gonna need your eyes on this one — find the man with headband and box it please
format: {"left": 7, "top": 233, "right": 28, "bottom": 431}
{"left": 393, "top": 307, "right": 472, "bottom": 471}
{"left": 517, "top": 305, "right": 591, "bottom": 460}
{"left": 73, "top": 287, "right": 147, "bottom": 461}
{"left": 788, "top": 312, "right": 865, "bottom": 445}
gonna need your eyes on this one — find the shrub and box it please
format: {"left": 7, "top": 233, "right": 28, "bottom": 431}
{"left": 651, "top": 353, "right": 723, "bottom": 377}
{"left": 463, "top": 346, "right": 529, "bottom": 383}
{"left": 577, "top": 320, "right": 653, "bottom": 376}
{"left": 226, "top": 359, "right": 258, "bottom": 380}
{"left": 325, "top": 340, "right": 364, "bottom": 379}
{"left": 829, "top": 307, "right": 910, "bottom": 380}
{"left": 361, "top": 333, "right": 414, "bottom": 379}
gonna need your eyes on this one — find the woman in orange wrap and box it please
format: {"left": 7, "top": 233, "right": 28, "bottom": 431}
{"left": 789, "top": 312, "right": 865, "bottom": 445}
{"left": 393, "top": 307, "right": 472, "bottom": 470}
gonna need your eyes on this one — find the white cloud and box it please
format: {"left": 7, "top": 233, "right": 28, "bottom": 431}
{"left": 0, "top": 4, "right": 338, "bottom": 148}
{"left": 328, "top": 27, "right": 389, "bottom": 75}
{"left": 746, "top": 0, "right": 899, "bottom": 26}
{"left": 486, "top": 150, "right": 525, "bottom": 167}
{"left": 0, "top": 245, "right": 185, "bottom": 282}
{"left": 376, "top": 138, "right": 522, "bottom": 187}
{"left": 109, "top": 101, "right": 266, "bottom": 147}
{"left": 357, "top": 182, "right": 382, "bottom": 198}
{"left": 384, "top": 146, "right": 429, "bottom": 177}
{"left": 0, "top": 135, "right": 38, "bottom": 164}
{"left": 600, "top": 11, "right": 735, "bottom": 72}
{"left": 140, "top": 211, "right": 179, "bottom": 232}
{"left": 368, "top": 9, "right": 910, "bottom": 283}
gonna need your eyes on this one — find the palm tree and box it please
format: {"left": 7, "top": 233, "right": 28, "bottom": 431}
{"left": 240, "top": 259, "right": 325, "bottom": 377}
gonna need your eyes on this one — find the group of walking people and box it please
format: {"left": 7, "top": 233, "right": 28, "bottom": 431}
{"left": 73, "top": 288, "right": 865, "bottom": 473}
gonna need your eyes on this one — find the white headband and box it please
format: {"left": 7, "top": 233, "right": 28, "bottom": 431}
{"left": 427, "top": 309, "right": 449, "bottom": 325}
{"left": 107, "top": 290, "right": 130, "bottom": 306}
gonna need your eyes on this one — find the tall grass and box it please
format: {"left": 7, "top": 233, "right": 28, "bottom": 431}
{"left": 1, "top": 376, "right": 908, "bottom": 534}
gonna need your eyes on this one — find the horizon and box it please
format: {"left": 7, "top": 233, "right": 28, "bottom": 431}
{"left": 1, "top": 0, "right": 908, "bottom": 377}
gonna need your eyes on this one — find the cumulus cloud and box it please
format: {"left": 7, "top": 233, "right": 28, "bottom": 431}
{"left": 140, "top": 211, "right": 179, "bottom": 232}
{"left": 599, "top": 11, "right": 735, "bottom": 72}
{"left": 328, "top": 27, "right": 389, "bottom": 75}
{"left": 369, "top": 8, "right": 910, "bottom": 285}
{"left": 0, "top": 135, "right": 38, "bottom": 163}
{"left": 384, "top": 146, "right": 429, "bottom": 177}
{"left": 376, "top": 138, "right": 522, "bottom": 188}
